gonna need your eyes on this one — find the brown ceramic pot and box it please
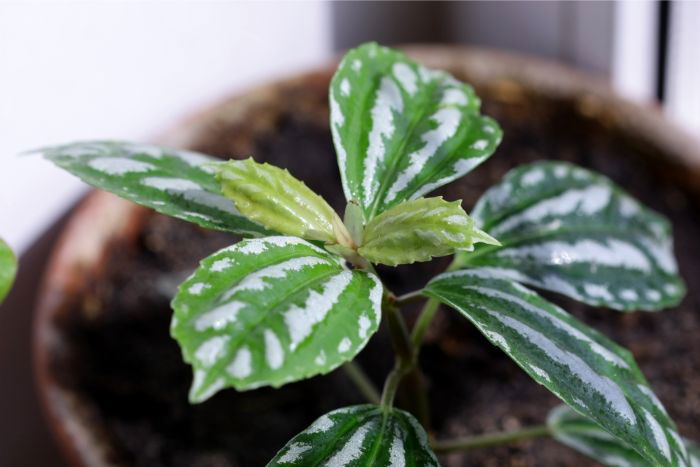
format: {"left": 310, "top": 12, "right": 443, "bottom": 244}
{"left": 34, "top": 46, "right": 700, "bottom": 467}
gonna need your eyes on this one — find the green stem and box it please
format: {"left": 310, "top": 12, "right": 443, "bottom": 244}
{"left": 410, "top": 297, "right": 440, "bottom": 351}
{"left": 343, "top": 361, "right": 381, "bottom": 405}
{"left": 380, "top": 299, "right": 433, "bottom": 430}
{"left": 380, "top": 364, "right": 407, "bottom": 408}
{"left": 431, "top": 425, "right": 551, "bottom": 453}
{"left": 384, "top": 301, "right": 413, "bottom": 361}
{"left": 395, "top": 289, "right": 424, "bottom": 306}
{"left": 410, "top": 255, "right": 463, "bottom": 353}
{"left": 370, "top": 262, "right": 441, "bottom": 425}
{"left": 380, "top": 303, "right": 414, "bottom": 410}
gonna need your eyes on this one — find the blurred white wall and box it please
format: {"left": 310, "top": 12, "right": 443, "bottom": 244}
{"left": 612, "top": 0, "right": 657, "bottom": 102}
{"left": 666, "top": 1, "right": 700, "bottom": 135}
{"left": 0, "top": 1, "right": 330, "bottom": 253}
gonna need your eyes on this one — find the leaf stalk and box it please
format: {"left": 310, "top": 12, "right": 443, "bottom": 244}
{"left": 342, "top": 361, "right": 381, "bottom": 405}
{"left": 410, "top": 297, "right": 441, "bottom": 351}
{"left": 431, "top": 424, "right": 551, "bottom": 453}
{"left": 395, "top": 289, "right": 424, "bottom": 306}
{"left": 380, "top": 302, "right": 415, "bottom": 410}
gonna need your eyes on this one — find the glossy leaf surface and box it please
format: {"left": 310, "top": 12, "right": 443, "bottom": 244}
{"left": 549, "top": 405, "right": 696, "bottom": 467}
{"left": 171, "top": 237, "right": 382, "bottom": 402}
{"left": 268, "top": 405, "right": 438, "bottom": 466}
{"left": 463, "top": 161, "right": 684, "bottom": 311}
{"left": 0, "top": 237, "right": 16, "bottom": 303}
{"left": 359, "top": 197, "right": 499, "bottom": 266}
{"left": 425, "top": 268, "right": 687, "bottom": 466}
{"left": 39, "top": 141, "right": 270, "bottom": 236}
{"left": 330, "top": 42, "right": 502, "bottom": 220}
{"left": 214, "top": 158, "right": 351, "bottom": 245}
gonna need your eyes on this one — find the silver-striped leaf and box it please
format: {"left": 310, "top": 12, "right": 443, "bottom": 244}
{"left": 268, "top": 405, "right": 439, "bottom": 466}
{"left": 424, "top": 268, "right": 687, "bottom": 466}
{"left": 548, "top": 405, "right": 697, "bottom": 467}
{"left": 38, "top": 141, "right": 270, "bottom": 236}
{"left": 463, "top": 161, "right": 684, "bottom": 311}
{"left": 171, "top": 236, "right": 382, "bottom": 402}
{"left": 331, "top": 42, "right": 502, "bottom": 221}
{"left": 0, "top": 237, "right": 16, "bottom": 304}
{"left": 690, "top": 441, "right": 700, "bottom": 467}
{"left": 358, "top": 197, "right": 499, "bottom": 266}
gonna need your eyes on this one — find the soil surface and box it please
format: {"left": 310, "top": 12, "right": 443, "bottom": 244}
{"left": 49, "top": 73, "right": 700, "bottom": 467}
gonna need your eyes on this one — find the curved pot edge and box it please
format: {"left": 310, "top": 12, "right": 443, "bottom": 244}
{"left": 33, "top": 191, "right": 149, "bottom": 467}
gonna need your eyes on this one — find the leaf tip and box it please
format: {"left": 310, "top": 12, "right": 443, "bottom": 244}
{"left": 474, "top": 228, "right": 501, "bottom": 247}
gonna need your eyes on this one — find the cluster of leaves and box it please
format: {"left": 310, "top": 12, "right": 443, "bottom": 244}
{"left": 39, "top": 43, "right": 694, "bottom": 466}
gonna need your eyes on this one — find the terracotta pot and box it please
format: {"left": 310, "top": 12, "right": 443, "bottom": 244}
{"left": 34, "top": 46, "right": 700, "bottom": 467}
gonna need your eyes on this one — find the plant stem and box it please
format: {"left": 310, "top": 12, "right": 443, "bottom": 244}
{"left": 380, "top": 303, "right": 414, "bottom": 410}
{"left": 395, "top": 289, "right": 424, "bottom": 306}
{"left": 384, "top": 302, "right": 413, "bottom": 362}
{"left": 410, "top": 297, "right": 440, "bottom": 351}
{"left": 409, "top": 255, "right": 463, "bottom": 353}
{"left": 343, "top": 361, "right": 381, "bottom": 405}
{"left": 380, "top": 364, "right": 407, "bottom": 408}
{"left": 431, "top": 425, "right": 551, "bottom": 453}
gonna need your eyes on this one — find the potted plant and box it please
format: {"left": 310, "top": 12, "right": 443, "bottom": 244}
{"left": 34, "top": 43, "right": 700, "bottom": 466}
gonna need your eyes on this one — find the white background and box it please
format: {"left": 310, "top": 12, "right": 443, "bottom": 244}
{"left": 0, "top": 1, "right": 331, "bottom": 253}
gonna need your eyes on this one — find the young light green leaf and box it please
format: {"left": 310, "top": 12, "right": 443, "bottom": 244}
{"left": 330, "top": 42, "right": 502, "bottom": 221}
{"left": 268, "top": 405, "right": 438, "bottom": 466}
{"left": 462, "top": 161, "right": 684, "bottom": 311}
{"left": 548, "top": 405, "right": 697, "bottom": 467}
{"left": 0, "top": 237, "right": 17, "bottom": 304}
{"left": 358, "top": 196, "right": 499, "bottom": 266}
{"left": 214, "top": 158, "right": 353, "bottom": 246}
{"left": 343, "top": 200, "right": 365, "bottom": 247}
{"left": 38, "top": 141, "right": 270, "bottom": 236}
{"left": 171, "top": 236, "right": 382, "bottom": 402}
{"left": 424, "top": 268, "right": 687, "bottom": 466}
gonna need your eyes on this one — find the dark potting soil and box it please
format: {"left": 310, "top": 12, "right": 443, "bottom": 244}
{"left": 50, "top": 77, "right": 700, "bottom": 467}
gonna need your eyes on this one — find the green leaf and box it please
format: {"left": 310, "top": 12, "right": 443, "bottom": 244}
{"left": 171, "top": 236, "right": 382, "bottom": 402}
{"left": 548, "top": 405, "right": 697, "bottom": 467}
{"left": 462, "top": 161, "right": 684, "bottom": 311}
{"left": 268, "top": 405, "right": 439, "bottom": 466}
{"left": 38, "top": 141, "right": 270, "bottom": 237}
{"left": 358, "top": 196, "right": 499, "bottom": 266}
{"left": 424, "top": 268, "right": 687, "bottom": 466}
{"left": 689, "top": 440, "right": 700, "bottom": 467}
{"left": 343, "top": 200, "right": 365, "bottom": 247}
{"left": 214, "top": 158, "right": 352, "bottom": 246}
{"left": 330, "top": 42, "right": 502, "bottom": 221}
{"left": 0, "top": 237, "right": 16, "bottom": 304}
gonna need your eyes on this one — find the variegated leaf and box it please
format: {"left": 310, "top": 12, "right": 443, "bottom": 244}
{"left": 425, "top": 268, "right": 687, "bottom": 466}
{"left": 330, "top": 42, "right": 502, "bottom": 220}
{"left": 462, "top": 161, "right": 684, "bottom": 311}
{"left": 268, "top": 405, "right": 438, "bottom": 466}
{"left": 38, "top": 141, "right": 270, "bottom": 236}
{"left": 0, "top": 237, "right": 16, "bottom": 304}
{"left": 689, "top": 441, "right": 700, "bottom": 467}
{"left": 358, "top": 197, "right": 499, "bottom": 266}
{"left": 549, "top": 405, "right": 697, "bottom": 467}
{"left": 171, "top": 236, "right": 382, "bottom": 402}
{"left": 214, "top": 158, "right": 352, "bottom": 246}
